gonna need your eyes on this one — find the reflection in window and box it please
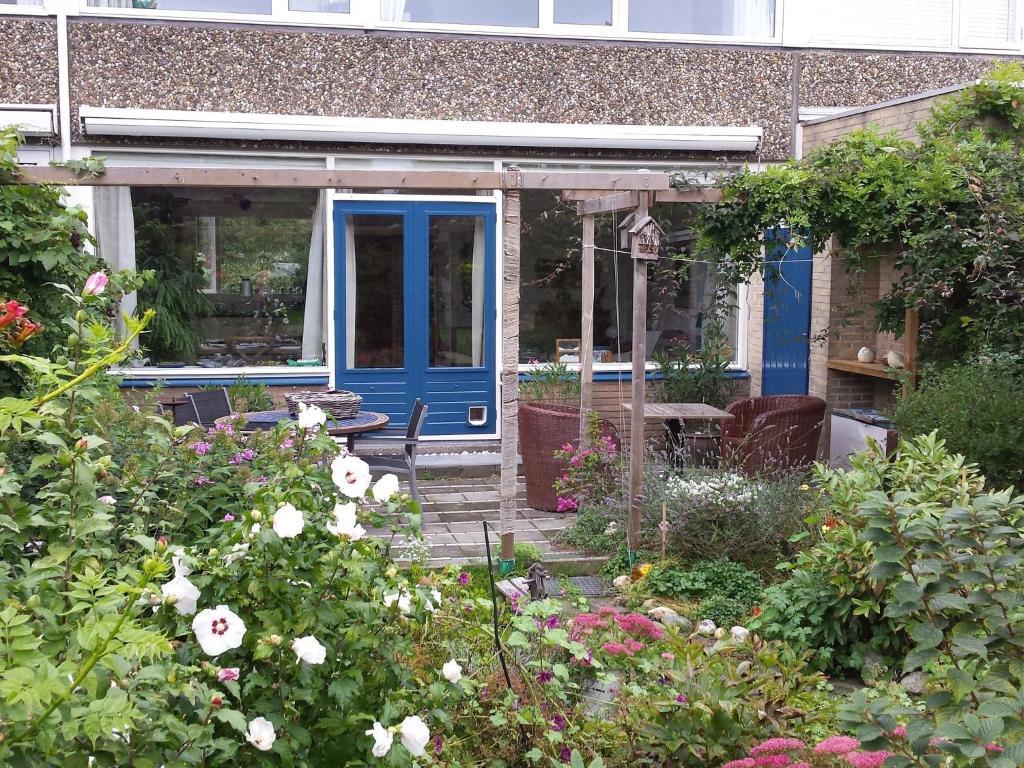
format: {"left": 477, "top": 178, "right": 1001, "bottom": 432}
{"left": 289, "top": 0, "right": 350, "bottom": 11}
{"left": 519, "top": 191, "right": 737, "bottom": 365}
{"left": 429, "top": 216, "right": 485, "bottom": 368}
{"left": 554, "top": 0, "right": 611, "bottom": 25}
{"left": 86, "top": 0, "right": 273, "bottom": 12}
{"left": 381, "top": 0, "right": 539, "bottom": 27}
{"left": 95, "top": 186, "right": 323, "bottom": 368}
{"left": 346, "top": 215, "right": 405, "bottom": 369}
{"left": 629, "top": 0, "right": 775, "bottom": 37}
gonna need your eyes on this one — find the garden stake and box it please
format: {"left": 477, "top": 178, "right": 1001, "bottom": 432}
{"left": 483, "top": 520, "right": 514, "bottom": 691}
{"left": 660, "top": 502, "right": 668, "bottom": 561}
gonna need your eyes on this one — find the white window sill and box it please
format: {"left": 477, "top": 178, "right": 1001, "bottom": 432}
{"left": 111, "top": 365, "right": 329, "bottom": 380}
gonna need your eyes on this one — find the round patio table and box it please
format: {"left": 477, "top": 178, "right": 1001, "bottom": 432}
{"left": 228, "top": 409, "right": 390, "bottom": 452}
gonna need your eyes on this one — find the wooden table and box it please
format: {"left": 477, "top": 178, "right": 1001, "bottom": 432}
{"left": 622, "top": 402, "right": 734, "bottom": 421}
{"left": 228, "top": 409, "right": 390, "bottom": 451}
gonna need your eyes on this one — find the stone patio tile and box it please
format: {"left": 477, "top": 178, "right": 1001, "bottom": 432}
{"left": 426, "top": 533, "right": 457, "bottom": 546}
{"left": 530, "top": 518, "right": 574, "bottom": 531}
{"left": 426, "top": 492, "right": 468, "bottom": 502}
{"left": 422, "top": 522, "right": 450, "bottom": 534}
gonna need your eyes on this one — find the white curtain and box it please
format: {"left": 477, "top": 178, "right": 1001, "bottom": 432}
{"left": 471, "top": 216, "right": 485, "bottom": 367}
{"left": 380, "top": 0, "right": 407, "bottom": 22}
{"left": 94, "top": 186, "right": 137, "bottom": 342}
{"left": 344, "top": 216, "right": 357, "bottom": 369}
{"left": 301, "top": 192, "right": 326, "bottom": 361}
{"left": 87, "top": 0, "right": 133, "bottom": 7}
{"left": 732, "top": 0, "right": 773, "bottom": 37}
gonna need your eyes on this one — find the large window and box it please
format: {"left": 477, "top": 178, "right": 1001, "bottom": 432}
{"left": 629, "top": 0, "right": 775, "bottom": 37}
{"left": 95, "top": 186, "right": 325, "bottom": 369}
{"left": 86, "top": 0, "right": 272, "bottom": 11}
{"left": 519, "top": 191, "right": 738, "bottom": 365}
{"left": 380, "top": 0, "right": 539, "bottom": 26}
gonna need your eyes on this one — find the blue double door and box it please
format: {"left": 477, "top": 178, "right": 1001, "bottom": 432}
{"left": 333, "top": 200, "right": 497, "bottom": 436}
{"left": 761, "top": 228, "right": 812, "bottom": 396}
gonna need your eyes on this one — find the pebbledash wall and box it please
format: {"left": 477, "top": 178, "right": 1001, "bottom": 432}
{"left": 1, "top": 13, "right": 1019, "bottom": 441}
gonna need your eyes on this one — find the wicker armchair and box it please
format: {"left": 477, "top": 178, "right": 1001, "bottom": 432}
{"left": 518, "top": 403, "right": 619, "bottom": 512}
{"left": 720, "top": 395, "right": 826, "bottom": 475}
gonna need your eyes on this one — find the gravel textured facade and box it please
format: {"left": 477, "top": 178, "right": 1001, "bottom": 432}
{"left": 2, "top": 15, "right": 1022, "bottom": 161}
{"left": 0, "top": 17, "right": 59, "bottom": 106}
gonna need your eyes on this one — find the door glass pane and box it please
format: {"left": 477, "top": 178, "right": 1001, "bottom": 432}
{"left": 346, "top": 214, "right": 404, "bottom": 368}
{"left": 290, "top": 0, "right": 350, "bottom": 10}
{"left": 383, "top": 0, "right": 539, "bottom": 27}
{"left": 554, "top": 0, "right": 611, "bottom": 25}
{"left": 628, "top": 0, "right": 776, "bottom": 37}
{"left": 429, "top": 215, "right": 485, "bottom": 368}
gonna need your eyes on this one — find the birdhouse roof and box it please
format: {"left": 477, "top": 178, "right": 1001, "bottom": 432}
{"left": 627, "top": 215, "right": 664, "bottom": 236}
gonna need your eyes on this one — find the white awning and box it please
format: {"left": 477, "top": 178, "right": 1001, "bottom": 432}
{"left": 79, "top": 106, "right": 763, "bottom": 152}
{"left": 0, "top": 104, "right": 57, "bottom": 138}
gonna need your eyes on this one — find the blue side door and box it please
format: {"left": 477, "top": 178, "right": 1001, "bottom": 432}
{"left": 761, "top": 228, "right": 812, "bottom": 395}
{"left": 334, "top": 200, "right": 497, "bottom": 436}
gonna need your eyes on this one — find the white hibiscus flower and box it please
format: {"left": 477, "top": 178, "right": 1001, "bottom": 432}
{"left": 383, "top": 588, "right": 412, "bottom": 615}
{"left": 399, "top": 715, "right": 430, "bottom": 758}
{"left": 326, "top": 502, "right": 366, "bottom": 540}
{"left": 272, "top": 503, "right": 304, "bottom": 539}
{"left": 245, "top": 716, "right": 276, "bottom": 751}
{"left": 223, "top": 542, "right": 249, "bottom": 565}
{"left": 441, "top": 659, "right": 462, "bottom": 684}
{"left": 365, "top": 721, "right": 394, "bottom": 758}
{"left": 371, "top": 473, "right": 400, "bottom": 502}
{"left": 192, "top": 605, "right": 246, "bottom": 657}
{"left": 291, "top": 635, "right": 327, "bottom": 665}
{"left": 296, "top": 402, "right": 327, "bottom": 431}
{"left": 331, "top": 455, "right": 372, "bottom": 498}
{"left": 161, "top": 573, "right": 200, "bottom": 616}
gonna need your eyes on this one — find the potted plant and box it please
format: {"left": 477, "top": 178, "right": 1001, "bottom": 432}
{"left": 518, "top": 361, "right": 582, "bottom": 512}
{"left": 653, "top": 316, "right": 738, "bottom": 466}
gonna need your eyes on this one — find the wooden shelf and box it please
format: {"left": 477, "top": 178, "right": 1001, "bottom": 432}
{"left": 826, "top": 359, "right": 902, "bottom": 380}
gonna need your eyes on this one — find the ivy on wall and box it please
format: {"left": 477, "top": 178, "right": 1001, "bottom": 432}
{"left": 688, "top": 64, "right": 1024, "bottom": 364}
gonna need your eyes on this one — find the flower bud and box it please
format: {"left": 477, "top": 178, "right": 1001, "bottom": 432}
{"left": 26, "top": 594, "right": 39, "bottom": 609}
{"left": 148, "top": 592, "right": 162, "bottom": 606}
{"left": 75, "top": 438, "right": 88, "bottom": 453}
{"left": 208, "top": 547, "right": 219, "bottom": 557}
{"left": 142, "top": 556, "right": 163, "bottom": 576}
{"left": 166, "top": 671, "right": 176, "bottom": 684}
{"left": 156, "top": 536, "right": 169, "bottom": 551}
{"left": 68, "top": 333, "right": 80, "bottom": 348}
{"left": 75, "top": 310, "right": 87, "bottom": 324}
{"left": 210, "top": 695, "right": 223, "bottom": 709}
{"left": 57, "top": 450, "right": 72, "bottom": 468}
{"left": 250, "top": 510, "right": 262, "bottom": 522}
{"left": 269, "top": 634, "right": 282, "bottom": 646}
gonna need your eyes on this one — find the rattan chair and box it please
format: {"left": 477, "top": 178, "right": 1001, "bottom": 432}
{"left": 359, "top": 399, "right": 429, "bottom": 504}
{"left": 720, "top": 395, "right": 826, "bottom": 475}
{"left": 185, "top": 388, "right": 233, "bottom": 426}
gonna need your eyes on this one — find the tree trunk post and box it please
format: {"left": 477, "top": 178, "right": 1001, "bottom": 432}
{"left": 627, "top": 192, "right": 651, "bottom": 564}
{"left": 499, "top": 167, "right": 523, "bottom": 574}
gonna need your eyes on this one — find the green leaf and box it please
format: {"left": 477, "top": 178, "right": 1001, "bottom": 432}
{"left": 951, "top": 635, "right": 988, "bottom": 659}
{"left": 909, "top": 622, "right": 943, "bottom": 649}
{"left": 213, "top": 708, "right": 248, "bottom": 733}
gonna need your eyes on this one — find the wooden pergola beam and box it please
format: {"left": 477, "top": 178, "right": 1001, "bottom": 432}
{"left": 562, "top": 188, "right": 723, "bottom": 204}
{"left": 577, "top": 191, "right": 638, "bottom": 216}
{"left": 9, "top": 166, "right": 686, "bottom": 191}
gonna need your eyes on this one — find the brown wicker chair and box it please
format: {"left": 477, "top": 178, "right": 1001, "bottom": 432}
{"left": 518, "top": 403, "right": 619, "bottom": 512}
{"left": 721, "top": 395, "right": 826, "bottom": 476}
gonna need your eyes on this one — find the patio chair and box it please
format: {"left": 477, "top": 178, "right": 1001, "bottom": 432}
{"left": 185, "top": 388, "right": 233, "bottom": 426}
{"left": 358, "top": 399, "right": 429, "bottom": 504}
{"left": 720, "top": 395, "right": 826, "bottom": 476}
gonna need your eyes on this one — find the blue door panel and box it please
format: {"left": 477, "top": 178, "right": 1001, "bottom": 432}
{"left": 761, "top": 228, "right": 812, "bottom": 396}
{"left": 334, "top": 200, "right": 496, "bottom": 436}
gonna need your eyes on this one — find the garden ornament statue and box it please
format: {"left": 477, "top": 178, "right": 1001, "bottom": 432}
{"left": 526, "top": 562, "right": 550, "bottom": 600}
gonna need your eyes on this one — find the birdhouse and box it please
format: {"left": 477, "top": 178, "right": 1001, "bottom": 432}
{"left": 627, "top": 215, "right": 664, "bottom": 261}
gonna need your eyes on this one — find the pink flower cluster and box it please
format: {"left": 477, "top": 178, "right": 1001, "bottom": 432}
{"left": 556, "top": 496, "right": 579, "bottom": 512}
{"left": 600, "top": 640, "right": 645, "bottom": 656}
{"left": 723, "top": 735, "right": 895, "bottom": 768}
{"left": 613, "top": 613, "right": 665, "bottom": 641}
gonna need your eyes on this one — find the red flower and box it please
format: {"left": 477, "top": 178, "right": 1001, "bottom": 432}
{"left": 0, "top": 300, "right": 28, "bottom": 329}
{"left": 11, "top": 321, "right": 40, "bottom": 346}
{"left": 752, "top": 605, "right": 762, "bottom": 618}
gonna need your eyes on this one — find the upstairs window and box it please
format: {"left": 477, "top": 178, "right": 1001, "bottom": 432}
{"left": 381, "top": 0, "right": 540, "bottom": 27}
{"left": 629, "top": 0, "right": 776, "bottom": 37}
{"left": 960, "top": 0, "right": 1018, "bottom": 48}
{"left": 86, "top": 0, "right": 273, "bottom": 12}
{"left": 554, "top": 0, "right": 612, "bottom": 26}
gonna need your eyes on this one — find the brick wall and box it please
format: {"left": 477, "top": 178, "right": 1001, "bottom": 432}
{"left": 745, "top": 272, "right": 765, "bottom": 397}
{"left": 802, "top": 91, "right": 954, "bottom": 155}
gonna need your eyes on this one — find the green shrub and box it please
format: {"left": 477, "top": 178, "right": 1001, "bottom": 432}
{"left": 753, "top": 432, "right": 994, "bottom": 677}
{"left": 642, "top": 467, "right": 813, "bottom": 573}
{"left": 894, "top": 360, "right": 1024, "bottom": 491}
{"left": 645, "top": 559, "right": 763, "bottom": 627}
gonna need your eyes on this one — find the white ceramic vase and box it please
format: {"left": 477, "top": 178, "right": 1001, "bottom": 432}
{"left": 857, "top": 347, "right": 875, "bottom": 363}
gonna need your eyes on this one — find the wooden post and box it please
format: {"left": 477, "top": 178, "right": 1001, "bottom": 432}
{"left": 499, "top": 167, "right": 523, "bottom": 574}
{"left": 903, "top": 307, "right": 919, "bottom": 398}
{"left": 579, "top": 212, "right": 596, "bottom": 446}
{"left": 627, "top": 192, "right": 651, "bottom": 563}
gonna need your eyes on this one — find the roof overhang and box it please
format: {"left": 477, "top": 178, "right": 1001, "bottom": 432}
{"left": 79, "top": 106, "right": 763, "bottom": 152}
{"left": 0, "top": 104, "right": 57, "bottom": 138}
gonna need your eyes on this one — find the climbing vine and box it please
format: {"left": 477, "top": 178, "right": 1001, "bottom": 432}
{"left": 689, "top": 63, "right": 1024, "bottom": 363}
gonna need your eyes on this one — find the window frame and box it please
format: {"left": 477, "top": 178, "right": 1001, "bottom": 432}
{"left": 0, "top": 0, "right": 54, "bottom": 14}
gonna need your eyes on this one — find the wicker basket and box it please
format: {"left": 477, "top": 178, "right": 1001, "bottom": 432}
{"left": 285, "top": 390, "right": 362, "bottom": 420}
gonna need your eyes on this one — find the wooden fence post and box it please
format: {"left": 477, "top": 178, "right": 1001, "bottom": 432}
{"left": 499, "top": 166, "right": 523, "bottom": 574}
{"left": 579, "top": 211, "right": 596, "bottom": 446}
{"left": 627, "top": 192, "right": 651, "bottom": 563}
